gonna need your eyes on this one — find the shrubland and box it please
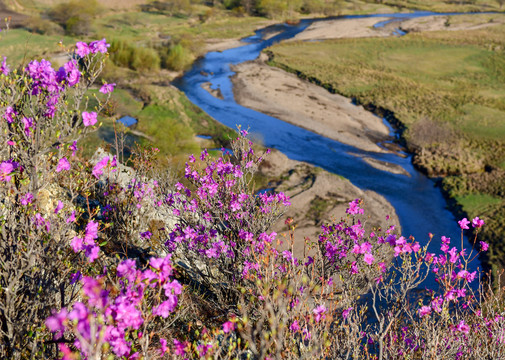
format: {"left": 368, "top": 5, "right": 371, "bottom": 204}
{"left": 1, "top": 37, "right": 505, "bottom": 360}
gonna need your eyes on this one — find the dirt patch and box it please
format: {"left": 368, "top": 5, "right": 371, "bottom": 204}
{"left": 287, "top": 15, "right": 505, "bottom": 43}
{"left": 354, "top": 155, "right": 410, "bottom": 177}
{"left": 205, "top": 38, "right": 246, "bottom": 53}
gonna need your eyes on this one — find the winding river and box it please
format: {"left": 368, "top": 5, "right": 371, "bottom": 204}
{"left": 173, "top": 12, "right": 482, "bottom": 277}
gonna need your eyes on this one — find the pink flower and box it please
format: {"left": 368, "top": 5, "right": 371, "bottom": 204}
{"left": 173, "top": 339, "right": 186, "bottom": 356}
{"left": 289, "top": 320, "right": 300, "bottom": 332}
{"left": 472, "top": 216, "right": 485, "bottom": 228}
{"left": 197, "top": 343, "right": 212, "bottom": 357}
{"left": 66, "top": 211, "right": 76, "bottom": 223}
{"left": 0, "top": 56, "right": 9, "bottom": 75}
{"left": 363, "top": 252, "right": 374, "bottom": 265}
{"left": 92, "top": 156, "right": 109, "bottom": 178}
{"left": 71, "top": 237, "right": 83, "bottom": 252}
{"left": 58, "top": 344, "right": 73, "bottom": 360}
{"left": 159, "top": 338, "right": 169, "bottom": 356}
{"left": 69, "top": 141, "right": 78, "bottom": 156}
{"left": 0, "top": 161, "right": 16, "bottom": 182}
{"left": 342, "top": 307, "right": 353, "bottom": 319}
{"left": 56, "top": 157, "right": 71, "bottom": 172}
{"left": 89, "top": 38, "right": 110, "bottom": 54}
{"left": 140, "top": 231, "right": 152, "bottom": 239}
{"left": 99, "top": 82, "right": 116, "bottom": 94}
{"left": 84, "top": 244, "right": 100, "bottom": 263}
{"left": 222, "top": 321, "right": 235, "bottom": 333}
{"left": 54, "top": 200, "right": 64, "bottom": 214}
{"left": 85, "top": 221, "right": 98, "bottom": 240}
{"left": 58, "top": 60, "right": 80, "bottom": 86}
{"left": 75, "top": 42, "right": 90, "bottom": 57}
{"left": 22, "top": 117, "right": 35, "bottom": 137}
{"left": 456, "top": 288, "right": 466, "bottom": 298}
{"left": 456, "top": 320, "right": 470, "bottom": 334}
{"left": 153, "top": 297, "right": 178, "bottom": 318}
{"left": 448, "top": 247, "right": 459, "bottom": 263}
{"left": 46, "top": 308, "right": 68, "bottom": 339}
{"left": 117, "top": 259, "right": 137, "bottom": 282}
{"left": 480, "top": 241, "right": 489, "bottom": 252}
{"left": 313, "top": 304, "right": 327, "bottom": 323}
{"left": 4, "top": 106, "right": 16, "bottom": 123}
{"left": 458, "top": 218, "right": 470, "bottom": 230}
{"left": 82, "top": 111, "right": 97, "bottom": 127}
{"left": 346, "top": 198, "right": 364, "bottom": 215}
{"left": 20, "top": 193, "right": 33, "bottom": 205}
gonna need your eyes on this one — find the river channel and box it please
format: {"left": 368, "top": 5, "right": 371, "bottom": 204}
{"left": 173, "top": 12, "right": 483, "bottom": 277}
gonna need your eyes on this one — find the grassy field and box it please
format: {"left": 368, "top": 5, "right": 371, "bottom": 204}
{"left": 0, "top": 29, "right": 75, "bottom": 65}
{"left": 376, "top": 0, "right": 504, "bottom": 12}
{"left": 93, "top": 10, "right": 272, "bottom": 49}
{"left": 267, "top": 15, "right": 505, "bottom": 271}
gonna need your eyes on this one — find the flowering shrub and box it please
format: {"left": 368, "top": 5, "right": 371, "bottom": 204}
{"left": 0, "top": 37, "right": 504, "bottom": 360}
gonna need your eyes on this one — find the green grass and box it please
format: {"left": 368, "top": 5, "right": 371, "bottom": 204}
{"left": 0, "top": 28, "right": 75, "bottom": 66}
{"left": 94, "top": 10, "right": 271, "bottom": 52}
{"left": 375, "top": 0, "right": 503, "bottom": 12}
{"left": 268, "top": 21, "right": 505, "bottom": 143}
{"left": 455, "top": 193, "right": 503, "bottom": 216}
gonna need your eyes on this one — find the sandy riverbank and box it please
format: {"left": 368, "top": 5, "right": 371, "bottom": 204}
{"left": 290, "top": 14, "right": 505, "bottom": 42}
{"left": 225, "top": 13, "right": 505, "bottom": 159}
{"left": 400, "top": 14, "right": 505, "bottom": 33}
{"left": 288, "top": 17, "right": 392, "bottom": 41}
{"left": 230, "top": 54, "right": 392, "bottom": 153}
{"left": 205, "top": 38, "right": 246, "bottom": 53}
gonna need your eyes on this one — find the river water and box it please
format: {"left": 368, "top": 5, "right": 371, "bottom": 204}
{"left": 173, "top": 12, "right": 482, "bottom": 278}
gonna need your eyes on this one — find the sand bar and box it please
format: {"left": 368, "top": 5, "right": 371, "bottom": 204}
{"left": 231, "top": 54, "right": 392, "bottom": 153}
{"left": 289, "top": 17, "right": 391, "bottom": 41}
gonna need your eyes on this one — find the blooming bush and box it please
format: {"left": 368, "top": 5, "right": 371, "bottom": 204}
{"left": 0, "top": 37, "right": 504, "bottom": 360}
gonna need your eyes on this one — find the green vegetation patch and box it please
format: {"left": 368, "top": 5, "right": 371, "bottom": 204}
{"left": 268, "top": 23, "right": 505, "bottom": 142}
{"left": 377, "top": 0, "right": 503, "bottom": 12}
{"left": 0, "top": 29, "right": 74, "bottom": 66}
{"left": 455, "top": 193, "right": 503, "bottom": 216}
{"left": 458, "top": 104, "right": 505, "bottom": 141}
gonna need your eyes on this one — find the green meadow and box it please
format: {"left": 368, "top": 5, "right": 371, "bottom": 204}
{"left": 268, "top": 19, "right": 505, "bottom": 138}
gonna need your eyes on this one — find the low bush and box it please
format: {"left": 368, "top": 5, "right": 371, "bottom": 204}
{"left": 22, "top": 16, "right": 63, "bottom": 36}
{"left": 47, "top": 0, "right": 100, "bottom": 36}
{"left": 162, "top": 43, "right": 195, "bottom": 71}
{"left": 109, "top": 39, "right": 161, "bottom": 71}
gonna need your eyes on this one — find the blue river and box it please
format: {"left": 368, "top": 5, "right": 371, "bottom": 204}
{"left": 173, "top": 12, "right": 483, "bottom": 280}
